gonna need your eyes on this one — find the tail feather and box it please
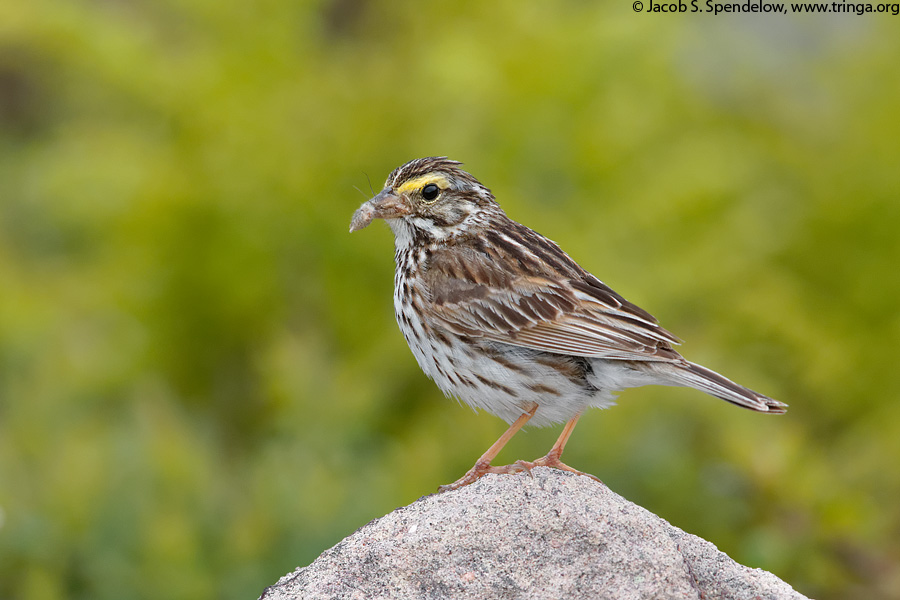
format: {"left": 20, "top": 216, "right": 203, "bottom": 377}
{"left": 661, "top": 361, "right": 787, "bottom": 413}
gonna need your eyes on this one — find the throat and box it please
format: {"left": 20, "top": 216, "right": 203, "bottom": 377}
{"left": 388, "top": 218, "right": 416, "bottom": 252}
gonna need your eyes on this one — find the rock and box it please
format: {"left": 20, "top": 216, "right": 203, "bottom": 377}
{"left": 260, "top": 468, "right": 808, "bottom": 600}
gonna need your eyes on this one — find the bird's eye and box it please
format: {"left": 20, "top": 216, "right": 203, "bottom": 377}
{"left": 421, "top": 183, "right": 440, "bottom": 202}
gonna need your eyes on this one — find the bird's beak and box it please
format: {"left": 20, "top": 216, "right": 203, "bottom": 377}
{"left": 349, "top": 189, "right": 409, "bottom": 232}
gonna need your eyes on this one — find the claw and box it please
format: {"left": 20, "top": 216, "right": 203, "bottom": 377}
{"left": 438, "top": 412, "right": 601, "bottom": 492}
{"left": 438, "top": 460, "right": 518, "bottom": 492}
{"left": 438, "top": 454, "right": 601, "bottom": 492}
{"left": 512, "top": 460, "right": 536, "bottom": 478}
{"left": 513, "top": 453, "right": 602, "bottom": 483}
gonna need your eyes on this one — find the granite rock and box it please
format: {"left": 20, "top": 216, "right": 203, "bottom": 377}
{"left": 260, "top": 468, "right": 808, "bottom": 600}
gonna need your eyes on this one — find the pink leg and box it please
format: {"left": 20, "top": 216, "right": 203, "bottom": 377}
{"left": 513, "top": 413, "right": 601, "bottom": 482}
{"left": 438, "top": 405, "right": 537, "bottom": 492}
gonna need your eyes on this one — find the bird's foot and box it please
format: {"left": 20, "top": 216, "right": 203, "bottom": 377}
{"left": 511, "top": 452, "right": 602, "bottom": 484}
{"left": 438, "top": 453, "right": 601, "bottom": 493}
{"left": 438, "top": 459, "right": 527, "bottom": 493}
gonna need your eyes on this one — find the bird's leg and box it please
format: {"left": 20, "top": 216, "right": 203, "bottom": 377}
{"left": 513, "top": 413, "right": 601, "bottom": 483}
{"left": 438, "top": 404, "right": 538, "bottom": 493}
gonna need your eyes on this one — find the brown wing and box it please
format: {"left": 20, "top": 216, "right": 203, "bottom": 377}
{"left": 420, "top": 230, "right": 682, "bottom": 363}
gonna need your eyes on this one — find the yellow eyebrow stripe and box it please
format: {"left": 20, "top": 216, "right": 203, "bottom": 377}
{"left": 396, "top": 174, "right": 449, "bottom": 195}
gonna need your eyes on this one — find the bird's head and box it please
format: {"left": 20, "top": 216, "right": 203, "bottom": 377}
{"left": 349, "top": 157, "right": 500, "bottom": 244}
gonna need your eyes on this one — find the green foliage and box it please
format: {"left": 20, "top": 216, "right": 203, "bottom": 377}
{"left": 2, "top": 2, "right": 898, "bottom": 599}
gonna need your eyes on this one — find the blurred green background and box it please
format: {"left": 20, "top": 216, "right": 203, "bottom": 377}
{"left": 2, "top": 1, "right": 899, "bottom": 599}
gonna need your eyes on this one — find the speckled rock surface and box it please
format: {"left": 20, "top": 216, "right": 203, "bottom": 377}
{"left": 259, "top": 468, "right": 808, "bottom": 600}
